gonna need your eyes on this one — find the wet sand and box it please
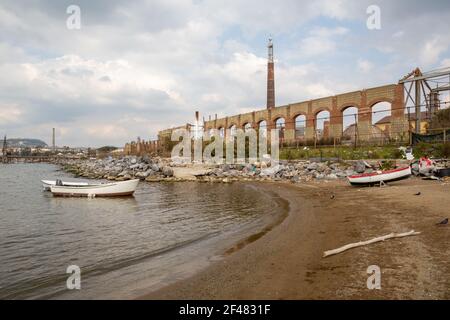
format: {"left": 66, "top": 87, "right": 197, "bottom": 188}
{"left": 140, "top": 178, "right": 449, "bottom": 300}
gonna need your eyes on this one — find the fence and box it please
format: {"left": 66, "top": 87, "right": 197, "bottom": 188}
{"left": 411, "top": 128, "right": 450, "bottom": 145}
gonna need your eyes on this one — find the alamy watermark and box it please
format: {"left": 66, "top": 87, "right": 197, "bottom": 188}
{"left": 66, "top": 265, "right": 81, "bottom": 290}
{"left": 170, "top": 128, "right": 279, "bottom": 165}
{"left": 66, "top": 5, "right": 81, "bottom": 30}
{"left": 366, "top": 265, "right": 381, "bottom": 290}
{"left": 366, "top": 5, "right": 381, "bottom": 30}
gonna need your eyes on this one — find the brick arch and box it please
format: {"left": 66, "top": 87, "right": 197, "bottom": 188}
{"left": 369, "top": 99, "right": 393, "bottom": 127}
{"left": 292, "top": 112, "right": 307, "bottom": 120}
{"left": 368, "top": 98, "right": 394, "bottom": 109}
{"left": 272, "top": 114, "right": 286, "bottom": 122}
{"left": 257, "top": 118, "right": 268, "bottom": 125}
{"left": 228, "top": 123, "right": 238, "bottom": 129}
{"left": 291, "top": 112, "right": 307, "bottom": 127}
{"left": 314, "top": 108, "right": 332, "bottom": 135}
{"left": 314, "top": 107, "right": 332, "bottom": 117}
{"left": 271, "top": 115, "right": 287, "bottom": 129}
{"left": 241, "top": 121, "right": 252, "bottom": 129}
{"left": 339, "top": 103, "right": 360, "bottom": 113}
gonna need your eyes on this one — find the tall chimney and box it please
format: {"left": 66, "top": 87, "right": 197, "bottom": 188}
{"left": 52, "top": 128, "right": 55, "bottom": 153}
{"left": 267, "top": 37, "right": 275, "bottom": 109}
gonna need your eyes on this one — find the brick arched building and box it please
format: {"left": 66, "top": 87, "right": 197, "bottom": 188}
{"left": 202, "top": 83, "right": 406, "bottom": 143}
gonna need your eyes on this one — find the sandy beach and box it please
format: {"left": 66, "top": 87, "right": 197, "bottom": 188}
{"left": 140, "top": 178, "right": 449, "bottom": 300}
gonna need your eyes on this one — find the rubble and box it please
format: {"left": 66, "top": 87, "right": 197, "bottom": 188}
{"left": 54, "top": 156, "right": 409, "bottom": 184}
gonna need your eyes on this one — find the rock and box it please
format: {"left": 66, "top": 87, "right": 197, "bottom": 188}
{"left": 151, "top": 164, "right": 160, "bottom": 172}
{"left": 336, "top": 170, "right": 347, "bottom": 178}
{"left": 354, "top": 161, "right": 366, "bottom": 174}
{"left": 314, "top": 173, "right": 325, "bottom": 180}
{"left": 142, "top": 155, "right": 151, "bottom": 164}
{"left": 326, "top": 173, "right": 338, "bottom": 180}
{"left": 260, "top": 165, "right": 283, "bottom": 177}
{"left": 135, "top": 169, "right": 154, "bottom": 179}
{"left": 307, "top": 162, "right": 319, "bottom": 171}
{"left": 317, "top": 163, "right": 328, "bottom": 173}
{"left": 162, "top": 166, "right": 174, "bottom": 177}
{"left": 345, "top": 169, "right": 356, "bottom": 176}
{"left": 145, "top": 176, "right": 162, "bottom": 182}
{"left": 118, "top": 170, "right": 129, "bottom": 177}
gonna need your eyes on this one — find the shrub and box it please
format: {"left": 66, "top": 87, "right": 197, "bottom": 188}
{"left": 434, "top": 142, "right": 450, "bottom": 158}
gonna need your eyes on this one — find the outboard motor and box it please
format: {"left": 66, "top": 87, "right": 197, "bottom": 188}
{"left": 56, "top": 179, "right": 63, "bottom": 186}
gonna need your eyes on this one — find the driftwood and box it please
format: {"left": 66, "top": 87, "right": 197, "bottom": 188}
{"left": 323, "top": 230, "right": 421, "bottom": 258}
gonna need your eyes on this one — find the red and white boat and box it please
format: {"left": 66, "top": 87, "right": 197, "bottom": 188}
{"left": 348, "top": 166, "right": 412, "bottom": 186}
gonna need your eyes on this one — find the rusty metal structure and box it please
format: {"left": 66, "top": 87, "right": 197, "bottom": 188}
{"left": 399, "top": 67, "right": 450, "bottom": 133}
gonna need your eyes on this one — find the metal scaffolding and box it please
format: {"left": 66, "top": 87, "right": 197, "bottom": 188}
{"left": 399, "top": 67, "right": 450, "bottom": 133}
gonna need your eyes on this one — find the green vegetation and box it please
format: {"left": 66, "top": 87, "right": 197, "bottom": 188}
{"left": 428, "top": 108, "right": 450, "bottom": 131}
{"left": 412, "top": 142, "right": 450, "bottom": 159}
{"left": 96, "top": 146, "right": 118, "bottom": 153}
{"left": 280, "top": 143, "right": 450, "bottom": 160}
{"left": 280, "top": 145, "right": 405, "bottom": 160}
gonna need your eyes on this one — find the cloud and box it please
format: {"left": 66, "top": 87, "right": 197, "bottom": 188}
{"left": 300, "top": 37, "right": 337, "bottom": 56}
{"left": 0, "top": 0, "right": 449, "bottom": 147}
{"left": 420, "top": 35, "right": 450, "bottom": 66}
{"left": 357, "top": 59, "right": 374, "bottom": 73}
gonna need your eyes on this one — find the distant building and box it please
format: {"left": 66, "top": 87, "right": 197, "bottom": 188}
{"left": 342, "top": 123, "right": 386, "bottom": 144}
{"left": 375, "top": 111, "right": 429, "bottom": 134}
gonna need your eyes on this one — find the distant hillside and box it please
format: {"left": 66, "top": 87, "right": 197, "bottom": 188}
{"left": 6, "top": 138, "right": 48, "bottom": 148}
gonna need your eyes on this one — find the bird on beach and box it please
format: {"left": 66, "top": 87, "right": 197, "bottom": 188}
{"left": 414, "top": 192, "right": 421, "bottom": 196}
{"left": 436, "top": 218, "right": 448, "bottom": 226}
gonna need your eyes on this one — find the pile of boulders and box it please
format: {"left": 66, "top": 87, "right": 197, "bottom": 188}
{"left": 55, "top": 156, "right": 400, "bottom": 184}
{"left": 58, "top": 156, "right": 175, "bottom": 181}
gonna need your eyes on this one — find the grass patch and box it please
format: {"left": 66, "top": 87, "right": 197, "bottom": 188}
{"left": 280, "top": 145, "right": 406, "bottom": 160}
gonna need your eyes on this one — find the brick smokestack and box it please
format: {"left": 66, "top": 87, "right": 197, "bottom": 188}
{"left": 267, "top": 38, "right": 275, "bottom": 109}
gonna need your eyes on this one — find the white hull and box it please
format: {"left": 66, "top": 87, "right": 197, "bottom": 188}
{"left": 348, "top": 167, "right": 411, "bottom": 185}
{"left": 50, "top": 179, "right": 139, "bottom": 197}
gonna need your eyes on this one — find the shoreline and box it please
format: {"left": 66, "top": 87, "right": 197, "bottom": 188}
{"left": 139, "top": 179, "right": 449, "bottom": 300}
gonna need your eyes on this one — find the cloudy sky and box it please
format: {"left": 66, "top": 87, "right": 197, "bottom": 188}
{"left": 1, "top": 0, "right": 450, "bottom": 147}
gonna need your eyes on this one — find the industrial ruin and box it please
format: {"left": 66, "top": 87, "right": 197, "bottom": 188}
{"left": 125, "top": 39, "right": 450, "bottom": 156}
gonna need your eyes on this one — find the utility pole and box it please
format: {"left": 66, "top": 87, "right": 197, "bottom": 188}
{"left": 415, "top": 74, "right": 421, "bottom": 134}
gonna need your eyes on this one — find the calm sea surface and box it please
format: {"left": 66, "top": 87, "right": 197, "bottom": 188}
{"left": 0, "top": 163, "right": 287, "bottom": 299}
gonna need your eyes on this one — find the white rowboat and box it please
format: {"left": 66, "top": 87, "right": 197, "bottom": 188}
{"left": 348, "top": 166, "right": 412, "bottom": 186}
{"left": 50, "top": 179, "right": 139, "bottom": 197}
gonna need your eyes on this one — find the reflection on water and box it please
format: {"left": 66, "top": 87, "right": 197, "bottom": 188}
{"left": 0, "top": 163, "right": 287, "bottom": 299}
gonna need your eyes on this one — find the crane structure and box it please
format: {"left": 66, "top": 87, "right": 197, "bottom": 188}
{"left": 399, "top": 67, "right": 450, "bottom": 133}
